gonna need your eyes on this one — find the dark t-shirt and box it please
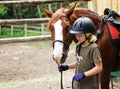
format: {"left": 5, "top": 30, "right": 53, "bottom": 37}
{"left": 74, "top": 43, "right": 102, "bottom": 89}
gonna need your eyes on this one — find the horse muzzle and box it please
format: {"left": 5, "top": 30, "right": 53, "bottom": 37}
{"left": 52, "top": 40, "right": 70, "bottom": 64}
{"left": 52, "top": 51, "right": 68, "bottom": 64}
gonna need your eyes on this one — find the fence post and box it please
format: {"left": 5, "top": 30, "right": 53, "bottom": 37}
{"left": 37, "top": 5, "right": 41, "bottom": 18}
{"left": 11, "top": 25, "right": 14, "bottom": 37}
{"left": 48, "top": 4, "right": 52, "bottom": 11}
{"left": 0, "top": 26, "right": 1, "bottom": 36}
{"left": 41, "top": 24, "right": 44, "bottom": 35}
{"left": 24, "top": 24, "right": 27, "bottom": 36}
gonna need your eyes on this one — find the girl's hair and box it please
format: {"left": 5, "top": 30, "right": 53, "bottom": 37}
{"left": 86, "top": 33, "right": 97, "bottom": 43}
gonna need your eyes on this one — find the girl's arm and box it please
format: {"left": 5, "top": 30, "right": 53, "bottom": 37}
{"left": 84, "top": 61, "right": 103, "bottom": 77}
{"left": 68, "top": 62, "right": 76, "bottom": 69}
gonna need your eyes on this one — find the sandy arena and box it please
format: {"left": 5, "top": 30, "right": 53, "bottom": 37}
{"left": 0, "top": 40, "right": 119, "bottom": 89}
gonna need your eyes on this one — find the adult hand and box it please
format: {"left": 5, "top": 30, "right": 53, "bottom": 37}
{"left": 73, "top": 73, "right": 86, "bottom": 81}
{"left": 58, "top": 65, "right": 69, "bottom": 72}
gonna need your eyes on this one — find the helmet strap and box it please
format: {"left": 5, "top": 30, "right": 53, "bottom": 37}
{"left": 85, "top": 33, "right": 87, "bottom": 40}
{"left": 84, "top": 33, "right": 91, "bottom": 43}
{"left": 76, "top": 42, "right": 85, "bottom": 56}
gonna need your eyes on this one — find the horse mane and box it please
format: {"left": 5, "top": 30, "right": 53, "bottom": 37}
{"left": 48, "top": 7, "right": 102, "bottom": 32}
{"left": 70, "top": 8, "right": 101, "bottom": 30}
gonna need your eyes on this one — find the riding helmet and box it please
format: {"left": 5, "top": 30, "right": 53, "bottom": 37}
{"left": 70, "top": 17, "right": 95, "bottom": 34}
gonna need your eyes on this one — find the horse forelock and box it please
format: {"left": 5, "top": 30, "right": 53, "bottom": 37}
{"left": 47, "top": 8, "right": 68, "bottom": 29}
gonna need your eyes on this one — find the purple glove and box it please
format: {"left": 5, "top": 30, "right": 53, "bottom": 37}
{"left": 58, "top": 65, "right": 69, "bottom": 72}
{"left": 73, "top": 73, "right": 86, "bottom": 81}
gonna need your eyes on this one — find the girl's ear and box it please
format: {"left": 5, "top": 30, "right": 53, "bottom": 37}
{"left": 42, "top": 8, "right": 53, "bottom": 18}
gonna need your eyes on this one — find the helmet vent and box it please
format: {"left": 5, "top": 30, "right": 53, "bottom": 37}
{"left": 74, "top": 23, "right": 77, "bottom": 28}
{"left": 79, "top": 21, "right": 82, "bottom": 29}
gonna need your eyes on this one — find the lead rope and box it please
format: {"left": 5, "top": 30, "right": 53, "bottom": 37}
{"left": 61, "top": 70, "right": 63, "bottom": 89}
{"left": 57, "top": 63, "right": 63, "bottom": 89}
{"left": 72, "top": 77, "right": 74, "bottom": 89}
{"left": 57, "top": 63, "right": 64, "bottom": 89}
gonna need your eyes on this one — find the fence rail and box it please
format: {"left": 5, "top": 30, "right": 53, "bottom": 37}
{"left": 0, "top": 18, "right": 50, "bottom": 25}
{"left": 0, "top": 0, "right": 91, "bottom": 6}
{"left": 0, "top": 35, "right": 51, "bottom": 44}
{"left": 0, "top": 23, "right": 50, "bottom": 37}
{"left": 0, "top": 0, "right": 91, "bottom": 43}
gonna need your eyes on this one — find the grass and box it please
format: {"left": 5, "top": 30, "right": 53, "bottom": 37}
{"left": 0, "top": 26, "right": 50, "bottom": 38}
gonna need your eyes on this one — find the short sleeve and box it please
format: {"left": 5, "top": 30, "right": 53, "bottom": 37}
{"left": 92, "top": 47, "right": 102, "bottom": 63}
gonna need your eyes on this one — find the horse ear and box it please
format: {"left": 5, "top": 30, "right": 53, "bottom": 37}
{"left": 42, "top": 8, "right": 53, "bottom": 18}
{"left": 66, "top": 2, "right": 77, "bottom": 18}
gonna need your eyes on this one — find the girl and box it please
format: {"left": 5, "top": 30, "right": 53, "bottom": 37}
{"left": 58, "top": 17, "right": 103, "bottom": 89}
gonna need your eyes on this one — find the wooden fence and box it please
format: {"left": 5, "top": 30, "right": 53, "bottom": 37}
{"left": 88, "top": 0, "right": 120, "bottom": 15}
{"left": 0, "top": 35, "right": 51, "bottom": 44}
{"left": 0, "top": 18, "right": 50, "bottom": 38}
{"left": 0, "top": 0, "right": 119, "bottom": 43}
{"left": 0, "top": 0, "right": 92, "bottom": 43}
{"left": 1, "top": 23, "right": 49, "bottom": 37}
{"left": 0, "top": 18, "right": 50, "bottom": 25}
{"left": 0, "top": 0, "right": 91, "bottom": 6}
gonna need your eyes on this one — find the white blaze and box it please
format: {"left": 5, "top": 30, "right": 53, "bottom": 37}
{"left": 53, "top": 19, "right": 63, "bottom": 60}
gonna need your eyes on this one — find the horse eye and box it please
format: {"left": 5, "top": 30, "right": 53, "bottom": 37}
{"left": 65, "top": 19, "right": 69, "bottom": 22}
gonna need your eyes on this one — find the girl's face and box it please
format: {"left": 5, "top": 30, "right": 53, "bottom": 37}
{"left": 75, "top": 34, "right": 86, "bottom": 43}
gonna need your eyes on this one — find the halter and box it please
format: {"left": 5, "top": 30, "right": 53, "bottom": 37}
{"left": 52, "top": 39, "right": 71, "bottom": 63}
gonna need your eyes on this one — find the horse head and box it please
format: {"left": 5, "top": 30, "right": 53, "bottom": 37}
{"left": 43, "top": 3, "right": 77, "bottom": 64}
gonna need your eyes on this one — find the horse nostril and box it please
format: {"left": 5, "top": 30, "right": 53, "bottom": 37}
{"left": 67, "top": 25, "right": 70, "bottom": 27}
{"left": 52, "top": 54, "right": 63, "bottom": 64}
{"left": 52, "top": 55, "right": 55, "bottom": 61}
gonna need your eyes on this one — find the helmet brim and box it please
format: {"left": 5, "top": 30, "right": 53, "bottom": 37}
{"left": 70, "top": 30, "right": 84, "bottom": 34}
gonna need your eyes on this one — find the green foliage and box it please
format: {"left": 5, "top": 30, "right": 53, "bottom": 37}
{"left": 16, "top": 5, "right": 39, "bottom": 18}
{"left": 77, "top": 2, "right": 88, "bottom": 8}
{"left": 1, "top": 27, "right": 24, "bottom": 38}
{"left": 0, "top": 28, "right": 11, "bottom": 38}
{"left": 0, "top": 25, "right": 50, "bottom": 38}
{"left": 0, "top": 6, "right": 9, "bottom": 17}
{"left": 0, "top": 2, "right": 88, "bottom": 19}
{"left": 0, "top": 2, "right": 88, "bottom": 38}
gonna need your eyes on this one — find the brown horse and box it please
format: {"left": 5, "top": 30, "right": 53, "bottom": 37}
{"left": 43, "top": 3, "right": 119, "bottom": 89}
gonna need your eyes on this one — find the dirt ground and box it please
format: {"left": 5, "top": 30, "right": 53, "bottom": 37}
{"left": 0, "top": 40, "right": 76, "bottom": 89}
{"left": 0, "top": 40, "right": 119, "bottom": 89}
